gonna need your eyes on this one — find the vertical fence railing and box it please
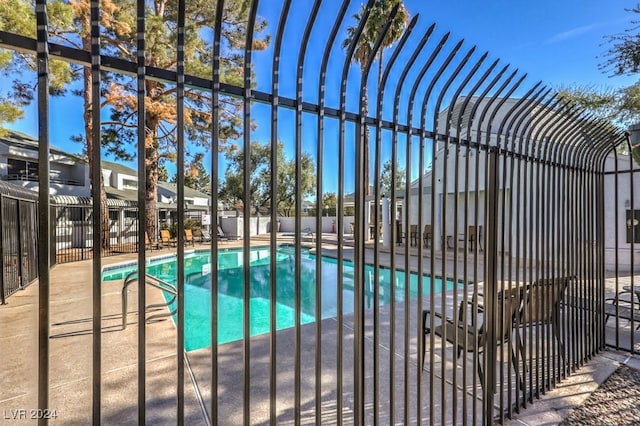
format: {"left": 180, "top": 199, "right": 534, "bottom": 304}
{"left": 0, "top": 192, "right": 39, "bottom": 303}
{"left": 51, "top": 205, "right": 140, "bottom": 264}
{"left": 0, "top": 0, "right": 635, "bottom": 424}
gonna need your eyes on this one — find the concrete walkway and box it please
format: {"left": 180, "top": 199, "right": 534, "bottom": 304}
{"left": 1, "top": 239, "right": 638, "bottom": 424}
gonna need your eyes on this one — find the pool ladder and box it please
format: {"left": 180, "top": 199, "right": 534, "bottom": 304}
{"left": 122, "top": 271, "right": 177, "bottom": 330}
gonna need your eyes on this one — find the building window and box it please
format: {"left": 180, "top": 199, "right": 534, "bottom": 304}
{"left": 122, "top": 179, "right": 138, "bottom": 190}
{"left": 627, "top": 210, "right": 640, "bottom": 244}
{"left": 7, "top": 158, "right": 39, "bottom": 181}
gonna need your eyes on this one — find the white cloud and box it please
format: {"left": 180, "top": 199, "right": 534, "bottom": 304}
{"left": 545, "top": 17, "right": 629, "bottom": 45}
{"left": 545, "top": 24, "right": 598, "bottom": 44}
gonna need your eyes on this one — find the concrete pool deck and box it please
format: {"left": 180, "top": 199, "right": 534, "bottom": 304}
{"left": 1, "top": 237, "right": 638, "bottom": 424}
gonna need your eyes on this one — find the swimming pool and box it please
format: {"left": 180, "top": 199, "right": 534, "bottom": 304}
{"left": 103, "top": 246, "right": 456, "bottom": 351}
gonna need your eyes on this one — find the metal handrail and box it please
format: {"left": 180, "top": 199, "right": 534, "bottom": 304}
{"left": 122, "top": 271, "right": 178, "bottom": 330}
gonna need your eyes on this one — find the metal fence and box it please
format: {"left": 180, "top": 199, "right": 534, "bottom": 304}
{"left": 0, "top": 185, "right": 39, "bottom": 303}
{"left": 52, "top": 205, "right": 140, "bottom": 264}
{"left": 51, "top": 205, "right": 208, "bottom": 264}
{"left": 0, "top": 0, "right": 637, "bottom": 424}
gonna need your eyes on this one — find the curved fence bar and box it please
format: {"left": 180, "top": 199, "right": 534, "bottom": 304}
{"left": 241, "top": 2, "right": 259, "bottom": 424}
{"left": 439, "top": 49, "right": 489, "bottom": 426}
{"left": 353, "top": 7, "right": 400, "bottom": 422}
{"left": 210, "top": 1, "right": 224, "bottom": 421}
{"left": 497, "top": 84, "right": 547, "bottom": 420}
{"left": 293, "top": 1, "right": 319, "bottom": 422}
{"left": 268, "top": 1, "right": 291, "bottom": 423}
{"left": 452, "top": 57, "right": 504, "bottom": 421}
{"left": 373, "top": 15, "right": 419, "bottom": 423}
{"left": 426, "top": 41, "right": 478, "bottom": 424}
{"left": 337, "top": 2, "right": 375, "bottom": 423}
{"left": 314, "top": 1, "right": 350, "bottom": 422}
{"left": 0, "top": 1, "right": 636, "bottom": 424}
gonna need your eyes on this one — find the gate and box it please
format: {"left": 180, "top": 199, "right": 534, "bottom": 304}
{"left": 0, "top": 0, "right": 636, "bottom": 424}
{"left": 0, "top": 183, "right": 39, "bottom": 303}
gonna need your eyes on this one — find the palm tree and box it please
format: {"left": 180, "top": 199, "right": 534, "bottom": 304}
{"left": 343, "top": 0, "right": 410, "bottom": 196}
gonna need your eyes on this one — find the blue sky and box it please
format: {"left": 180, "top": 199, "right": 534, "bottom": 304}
{"left": 2, "top": 0, "right": 637, "bottom": 194}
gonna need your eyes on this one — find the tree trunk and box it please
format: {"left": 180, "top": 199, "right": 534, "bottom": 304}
{"left": 145, "top": 118, "right": 159, "bottom": 242}
{"left": 82, "top": 51, "right": 110, "bottom": 250}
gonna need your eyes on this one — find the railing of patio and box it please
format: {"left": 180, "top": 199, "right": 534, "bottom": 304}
{"left": 0, "top": 0, "right": 635, "bottom": 424}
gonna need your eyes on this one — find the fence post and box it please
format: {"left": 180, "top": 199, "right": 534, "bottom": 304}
{"left": 0, "top": 195, "right": 4, "bottom": 304}
{"left": 484, "top": 148, "right": 500, "bottom": 422}
{"left": 16, "top": 200, "right": 23, "bottom": 288}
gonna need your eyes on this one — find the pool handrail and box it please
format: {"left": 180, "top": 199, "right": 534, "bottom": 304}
{"left": 122, "top": 271, "right": 178, "bottom": 330}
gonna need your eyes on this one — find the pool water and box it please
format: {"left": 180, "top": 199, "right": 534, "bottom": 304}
{"left": 103, "top": 247, "right": 456, "bottom": 351}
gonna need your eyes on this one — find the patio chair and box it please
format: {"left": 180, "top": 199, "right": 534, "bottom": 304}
{"left": 395, "top": 220, "right": 405, "bottom": 245}
{"left": 409, "top": 224, "right": 418, "bottom": 246}
{"left": 184, "top": 229, "right": 195, "bottom": 246}
{"left": 604, "top": 286, "right": 640, "bottom": 329}
{"left": 467, "top": 225, "right": 481, "bottom": 251}
{"left": 518, "top": 277, "right": 570, "bottom": 349}
{"left": 423, "top": 224, "right": 432, "bottom": 248}
{"left": 512, "top": 276, "right": 571, "bottom": 390}
{"left": 192, "top": 228, "right": 203, "bottom": 243}
{"left": 422, "top": 285, "right": 525, "bottom": 389}
{"left": 159, "top": 229, "right": 176, "bottom": 247}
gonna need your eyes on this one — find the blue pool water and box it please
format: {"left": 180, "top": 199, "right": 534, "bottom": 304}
{"left": 103, "top": 246, "right": 456, "bottom": 351}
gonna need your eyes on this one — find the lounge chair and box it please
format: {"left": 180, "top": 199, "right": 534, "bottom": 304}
{"left": 200, "top": 229, "right": 212, "bottom": 242}
{"left": 184, "top": 229, "right": 195, "bottom": 246}
{"left": 192, "top": 229, "right": 211, "bottom": 243}
{"left": 159, "top": 229, "right": 176, "bottom": 247}
{"left": 217, "top": 225, "right": 230, "bottom": 241}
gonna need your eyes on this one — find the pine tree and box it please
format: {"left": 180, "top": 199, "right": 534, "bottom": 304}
{"left": 171, "top": 152, "right": 211, "bottom": 194}
{"left": 93, "top": 0, "right": 269, "bottom": 240}
{"left": 0, "top": 0, "right": 74, "bottom": 132}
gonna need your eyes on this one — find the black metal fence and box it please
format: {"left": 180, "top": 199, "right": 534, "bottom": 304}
{"left": 0, "top": 188, "right": 39, "bottom": 304}
{"left": 52, "top": 205, "right": 140, "bottom": 264}
{"left": 51, "top": 205, "right": 209, "bottom": 264}
{"left": 0, "top": 0, "right": 636, "bottom": 424}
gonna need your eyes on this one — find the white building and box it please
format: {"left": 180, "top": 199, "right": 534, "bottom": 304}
{"left": 0, "top": 130, "right": 212, "bottom": 244}
{"left": 0, "top": 130, "right": 90, "bottom": 196}
{"left": 399, "top": 97, "right": 640, "bottom": 272}
{"left": 0, "top": 130, "right": 210, "bottom": 208}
